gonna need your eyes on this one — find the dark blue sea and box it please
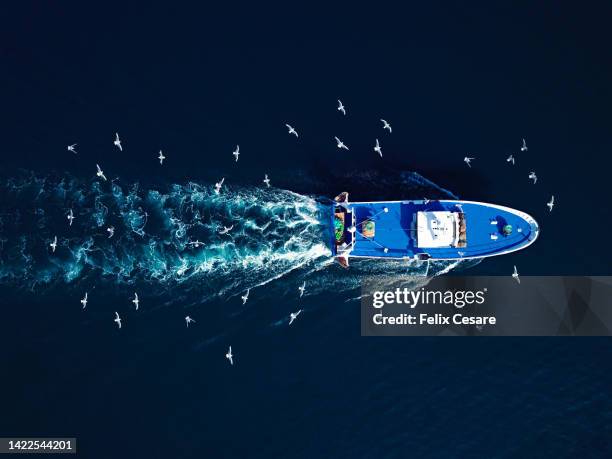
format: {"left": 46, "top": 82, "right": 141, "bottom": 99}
{"left": 1, "top": 3, "right": 611, "bottom": 458}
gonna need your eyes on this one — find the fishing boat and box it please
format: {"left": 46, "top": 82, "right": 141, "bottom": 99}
{"left": 330, "top": 192, "right": 539, "bottom": 267}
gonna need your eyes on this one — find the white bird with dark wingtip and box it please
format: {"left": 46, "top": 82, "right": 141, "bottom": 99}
{"left": 67, "top": 209, "right": 75, "bottom": 226}
{"left": 214, "top": 178, "right": 225, "bottom": 194}
{"left": 289, "top": 309, "right": 302, "bottom": 325}
{"left": 233, "top": 145, "right": 240, "bottom": 162}
{"left": 521, "top": 138, "right": 528, "bottom": 152}
{"left": 219, "top": 225, "right": 233, "bottom": 235}
{"left": 298, "top": 282, "right": 306, "bottom": 298}
{"left": 185, "top": 315, "right": 195, "bottom": 327}
{"left": 381, "top": 119, "right": 392, "bottom": 133}
{"left": 241, "top": 289, "right": 250, "bottom": 305}
{"left": 528, "top": 171, "right": 537, "bottom": 184}
{"left": 506, "top": 154, "right": 515, "bottom": 165}
{"left": 335, "top": 137, "right": 349, "bottom": 150}
{"left": 96, "top": 164, "right": 107, "bottom": 181}
{"left": 107, "top": 226, "right": 115, "bottom": 239}
{"left": 286, "top": 124, "right": 298, "bottom": 138}
{"left": 374, "top": 139, "right": 382, "bottom": 157}
{"left": 464, "top": 157, "right": 474, "bottom": 168}
{"left": 50, "top": 236, "right": 57, "bottom": 253}
{"left": 225, "top": 346, "right": 234, "bottom": 365}
{"left": 263, "top": 174, "right": 270, "bottom": 187}
{"left": 158, "top": 150, "right": 165, "bottom": 165}
{"left": 80, "top": 292, "right": 88, "bottom": 309}
{"left": 114, "top": 133, "right": 122, "bottom": 151}
{"left": 547, "top": 195, "right": 555, "bottom": 212}
{"left": 114, "top": 311, "right": 122, "bottom": 329}
{"left": 337, "top": 99, "right": 346, "bottom": 115}
{"left": 512, "top": 265, "right": 520, "bottom": 284}
{"left": 67, "top": 143, "right": 77, "bottom": 154}
{"left": 132, "top": 292, "right": 139, "bottom": 310}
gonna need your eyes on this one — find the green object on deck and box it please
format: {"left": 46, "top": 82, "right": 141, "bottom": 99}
{"left": 503, "top": 224, "right": 513, "bottom": 235}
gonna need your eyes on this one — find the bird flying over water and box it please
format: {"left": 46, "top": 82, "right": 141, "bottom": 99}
{"left": 335, "top": 137, "right": 349, "bottom": 150}
{"left": 241, "top": 289, "right": 250, "bottom": 305}
{"left": 214, "top": 178, "right": 225, "bottom": 194}
{"left": 67, "top": 143, "right": 77, "bottom": 154}
{"left": 185, "top": 315, "right": 195, "bottom": 327}
{"left": 225, "top": 346, "right": 234, "bottom": 365}
{"left": 107, "top": 226, "right": 115, "bottom": 238}
{"left": 50, "top": 236, "right": 57, "bottom": 253}
{"left": 132, "top": 292, "right": 139, "bottom": 310}
{"left": 298, "top": 282, "right": 306, "bottom": 298}
{"left": 286, "top": 124, "right": 298, "bottom": 138}
{"left": 189, "top": 240, "right": 203, "bottom": 248}
{"left": 506, "top": 154, "right": 515, "bottom": 165}
{"left": 263, "top": 174, "right": 271, "bottom": 187}
{"left": 374, "top": 139, "right": 382, "bottom": 157}
{"left": 547, "top": 195, "right": 555, "bottom": 212}
{"left": 219, "top": 225, "right": 233, "bottom": 235}
{"left": 289, "top": 309, "right": 302, "bottom": 325}
{"left": 114, "top": 311, "right": 122, "bottom": 329}
{"left": 521, "top": 138, "right": 528, "bottom": 152}
{"left": 512, "top": 265, "right": 520, "bottom": 284}
{"left": 337, "top": 99, "right": 346, "bottom": 115}
{"left": 67, "top": 209, "right": 75, "bottom": 226}
{"left": 381, "top": 119, "right": 392, "bottom": 133}
{"left": 233, "top": 145, "right": 240, "bottom": 162}
{"left": 158, "top": 150, "right": 165, "bottom": 165}
{"left": 96, "top": 164, "right": 107, "bottom": 181}
{"left": 464, "top": 157, "right": 474, "bottom": 167}
{"left": 80, "top": 292, "right": 88, "bottom": 309}
{"left": 528, "top": 171, "right": 537, "bottom": 184}
{"left": 114, "top": 133, "right": 122, "bottom": 151}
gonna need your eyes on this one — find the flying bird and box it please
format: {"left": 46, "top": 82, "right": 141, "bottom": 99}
{"left": 263, "top": 174, "right": 271, "bottom": 187}
{"left": 50, "top": 236, "right": 58, "bottom": 253}
{"left": 114, "top": 312, "right": 122, "bottom": 329}
{"left": 506, "top": 155, "right": 515, "bottom": 165}
{"left": 225, "top": 346, "right": 234, "bottom": 365}
{"left": 114, "top": 133, "right": 122, "bottom": 151}
{"left": 337, "top": 99, "right": 346, "bottom": 115}
{"left": 286, "top": 124, "right": 298, "bottom": 138}
{"left": 528, "top": 172, "right": 537, "bottom": 184}
{"left": 464, "top": 157, "right": 474, "bottom": 167}
{"left": 233, "top": 145, "right": 240, "bottom": 162}
{"left": 335, "top": 137, "right": 349, "bottom": 150}
{"left": 67, "top": 143, "right": 77, "bottom": 154}
{"left": 80, "top": 292, "right": 88, "bottom": 309}
{"left": 298, "top": 282, "right": 306, "bottom": 298}
{"left": 185, "top": 315, "right": 195, "bottom": 327}
{"left": 381, "top": 119, "right": 392, "bottom": 133}
{"left": 547, "top": 195, "right": 555, "bottom": 212}
{"left": 512, "top": 265, "right": 520, "bottom": 284}
{"left": 107, "top": 226, "right": 115, "bottom": 239}
{"left": 67, "top": 209, "right": 75, "bottom": 226}
{"left": 241, "top": 289, "right": 250, "bottom": 305}
{"left": 214, "top": 178, "right": 225, "bottom": 194}
{"left": 219, "top": 225, "right": 233, "bottom": 235}
{"left": 189, "top": 240, "right": 203, "bottom": 248}
{"left": 289, "top": 309, "right": 302, "bottom": 325}
{"left": 158, "top": 150, "right": 165, "bottom": 165}
{"left": 132, "top": 292, "right": 139, "bottom": 310}
{"left": 521, "top": 138, "right": 528, "bottom": 152}
{"left": 96, "top": 164, "right": 107, "bottom": 181}
{"left": 374, "top": 139, "right": 382, "bottom": 157}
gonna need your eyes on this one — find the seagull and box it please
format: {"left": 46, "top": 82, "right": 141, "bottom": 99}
{"left": 233, "top": 145, "right": 240, "bottom": 162}
{"left": 225, "top": 346, "right": 234, "bottom": 365}
{"left": 286, "top": 124, "right": 298, "bottom": 138}
{"left": 506, "top": 154, "right": 515, "bottom": 165}
{"left": 337, "top": 99, "right": 346, "bottom": 115}
{"left": 80, "top": 292, "right": 88, "bottom": 309}
{"left": 521, "top": 138, "right": 528, "bottom": 152}
{"left": 547, "top": 195, "right": 555, "bottom": 212}
{"left": 67, "top": 143, "right": 77, "bottom": 154}
{"left": 335, "top": 137, "right": 349, "bottom": 150}
{"left": 114, "top": 311, "right": 122, "bottom": 329}
{"left": 219, "top": 225, "right": 233, "bottom": 235}
{"left": 114, "top": 133, "right": 122, "bottom": 151}
{"left": 50, "top": 236, "right": 57, "bottom": 253}
{"left": 374, "top": 139, "right": 382, "bottom": 157}
{"left": 96, "top": 164, "right": 107, "bottom": 181}
{"left": 158, "top": 150, "right": 165, "bottom": 165}
{"left": 107, "top": 226, "right": 115, "bottom": 238}
{"left": 132, "top": 292, "right": 139, "bottom": 310}
{"left": 381, "top": 119, "right": 392, "bottom": 133}
{"left": 464, "top": 157, "right": 474, "bottom": 167}
{"left": 298, "top": 281, "right": 306, "bottom": 298}
{"left": 67, "top": 209, "right": 75, "bottom": 226}
{"left": 512, "top": 265, "right": 520, "bottom": 284}
{"left": 189, "top": 240, "right": 203, "bottom": 248}
{"left": 528, "top": 171, "right": 537, "bottom": 184}
{"left": 185, "top": 315, "right": 195, "bottom": 327}
{"left": 214, "top": 178, "right": 225, "bottom": 194}
{"left": 263, "top": 174, "right": 270, "bottom": 187}
{"left": 241, "top": 289, "right": 250, "bottom": 305}
{"left": 289, "top": 309, "right": 302, "bottom": 325}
